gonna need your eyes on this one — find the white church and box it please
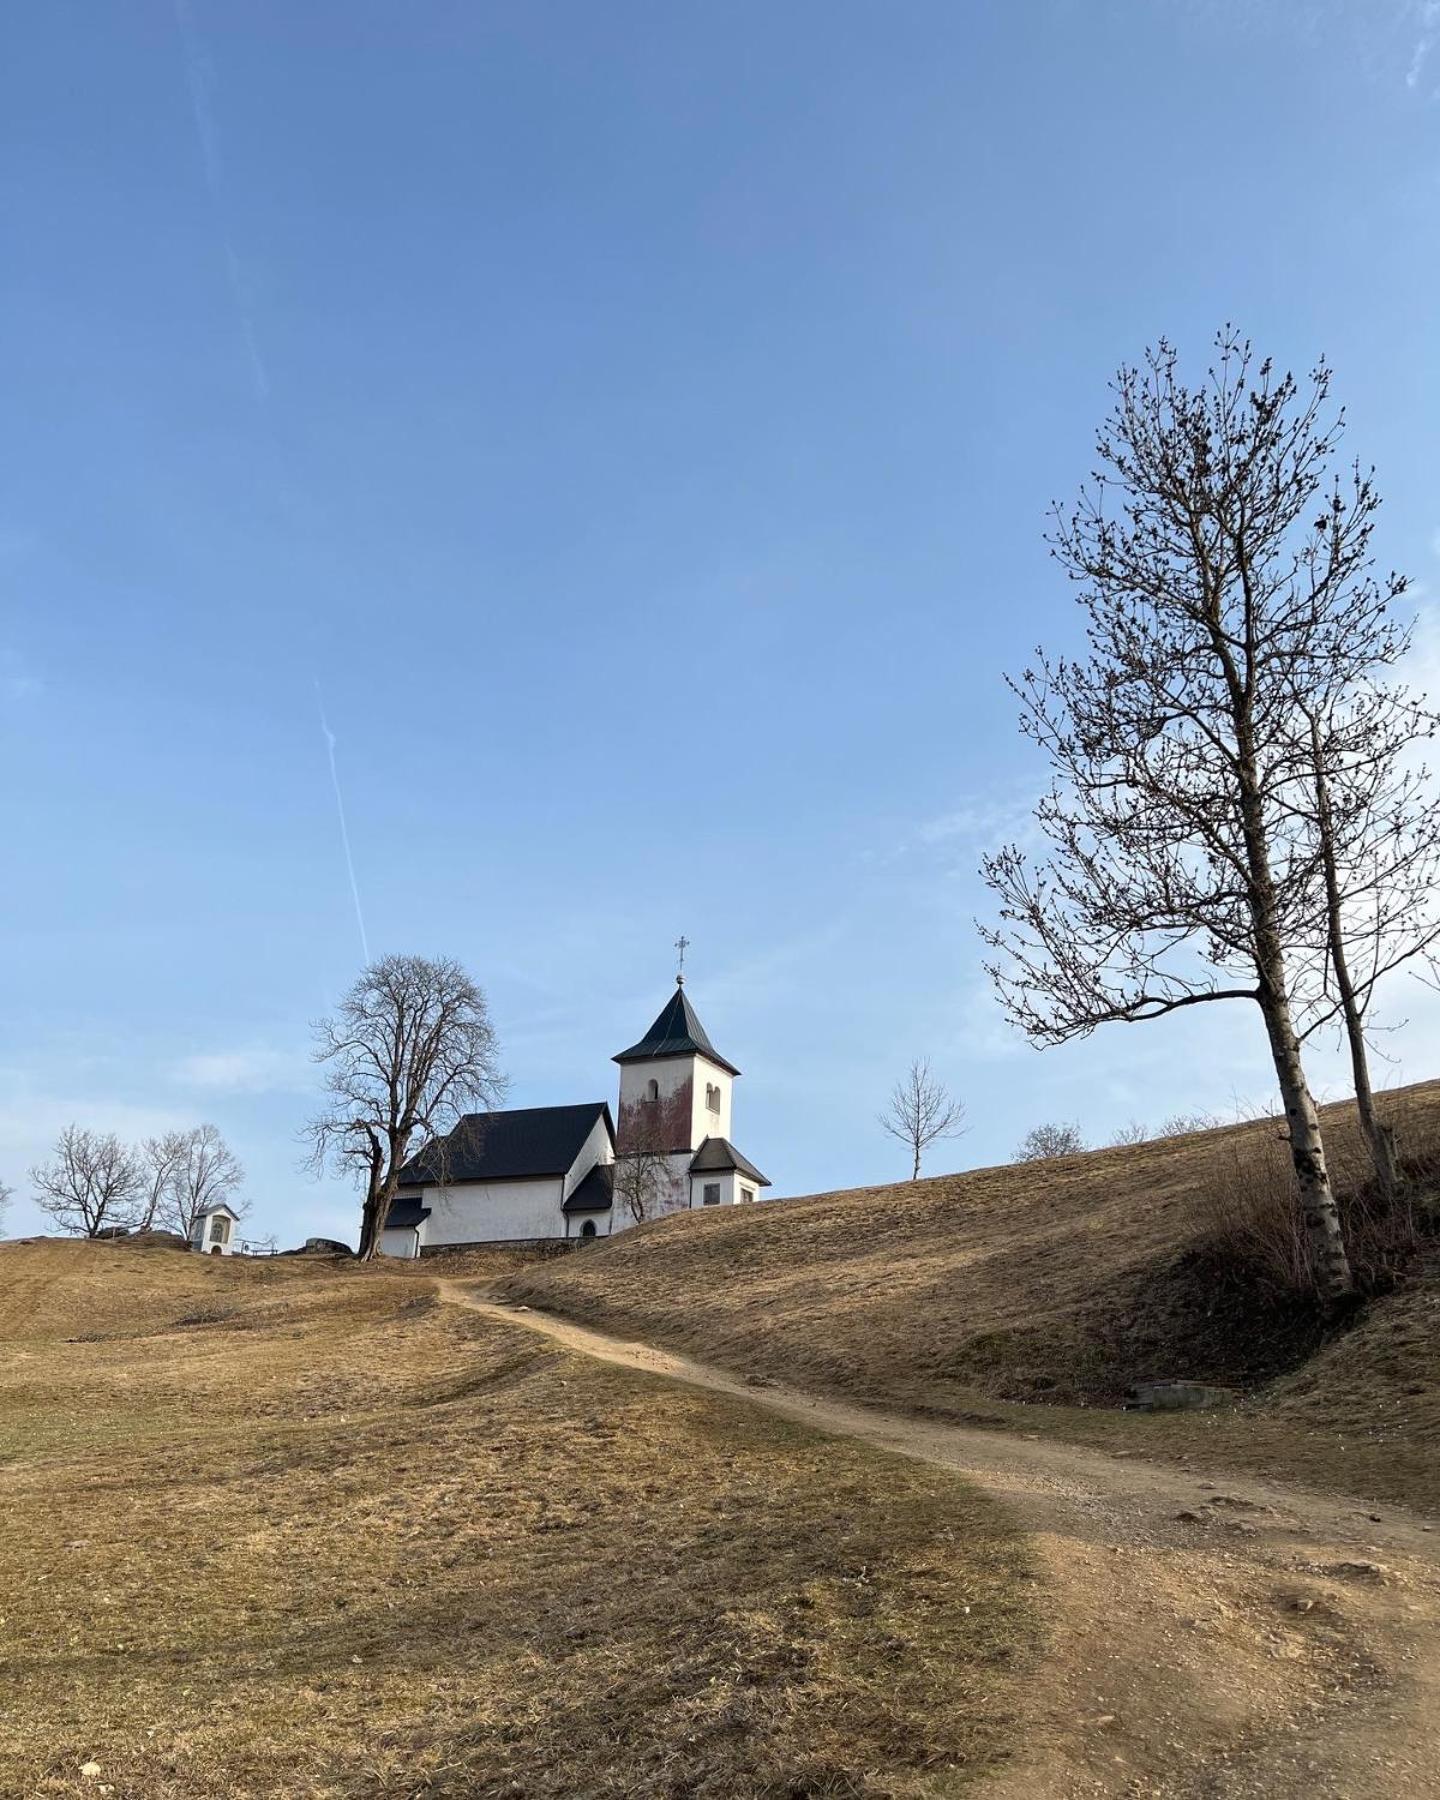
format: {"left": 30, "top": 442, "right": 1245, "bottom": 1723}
{"left": 378, "top": 977, "right": 770, "bottom": 1257}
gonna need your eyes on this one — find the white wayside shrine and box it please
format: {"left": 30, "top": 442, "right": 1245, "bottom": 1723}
{"left": 190, "top": 1201, "right": 241, "bottom": 1256}
{"left": 379, "top": 978, "right": 769, "bottom": 1258}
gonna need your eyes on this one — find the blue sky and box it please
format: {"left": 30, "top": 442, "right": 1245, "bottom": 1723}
{"left": 4, "top": 1, "right": 1440, "bottom": 1244}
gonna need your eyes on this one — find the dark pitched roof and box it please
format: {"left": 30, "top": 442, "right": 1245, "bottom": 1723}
{"left": 562, "top": 1162, "right": 614, "bottom": 1214}
{"left": 383, "top": 1196, "right": 432, "bottom": 1230}
{"left": 689, "top": 1137, "right": 770, "bottom": 1185}
{"left": 612, "top": 982, "right": 739, "bottom": 1077}
{"left": 395, "top": 1103, "right": 615, "bottom": 1187}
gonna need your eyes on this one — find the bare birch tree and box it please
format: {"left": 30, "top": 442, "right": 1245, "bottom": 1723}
{"left": 980, "top": 332, "right": 1408, "bottom": 1301}
{"left": 1285, "top": 688, "right": 1440, "bottom": 1199}
{"left": 879, "top": 1059, "right": 967, "bottom": 1179}
{"left": 306, "top": 955, "right": 506, "bottom": 1260}
{"left": 161, "top": 1125, "right": 247, "bottom": 1241}
{"left": 30, "top": 1128, "right": 144, "bottom": 1238}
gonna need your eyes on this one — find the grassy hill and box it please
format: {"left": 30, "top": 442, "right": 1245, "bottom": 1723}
{"left": 0, "top": 1240, "right": 1036, "bottom": 1798}
{"left": 503, "top": 1083, "right": 1440, "bottom": 1514}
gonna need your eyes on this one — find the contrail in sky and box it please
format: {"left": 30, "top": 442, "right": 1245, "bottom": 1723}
{"left": 172, "top": 0, "right": 272, "bottom": 403}
{"left": 317, "top": 685, "right": 371, "bottom": 966}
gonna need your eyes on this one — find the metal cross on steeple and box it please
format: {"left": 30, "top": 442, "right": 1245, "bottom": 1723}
{"left": 674, "top": 934, "right": 691, "bottom": 985}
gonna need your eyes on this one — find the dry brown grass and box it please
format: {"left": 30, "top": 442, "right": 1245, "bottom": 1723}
{"left": 1192, "top": 1084, "right": 1440, "bottom": 1300}
{"left": 0, "top": 1241, "right": 1037, "bottom": 1799}
{"left": 503, "top": 1083, "right": 1440, "bottom": 1515}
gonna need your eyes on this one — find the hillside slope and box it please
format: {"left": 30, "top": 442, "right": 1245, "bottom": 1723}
{"left": 503, "top": 1084, "right": 1440, "bottom": 1512}
{"left": 459, "top": 1286, "right": 1440, "bottom": 1800}
{"left": 0, "top": 1240, "right": 1034, "bottom": 1798}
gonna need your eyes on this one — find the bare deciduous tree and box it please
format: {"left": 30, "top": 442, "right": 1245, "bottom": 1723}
{"left": 879, "top": 1059, "right": 968, "bottom": 1180}
{"left": 612, "top": 1091, "right": 677, "bottom": 1224}
{"left": 30, "top": 1128, "right": 144, "bottom": 1238}
{"left": 0, "top": 1175, "right": 11, "bottom": 1231}
{"left": 139, "top": 1131, "right": 190, "bottom": 1231}
{"left": 980, "top": 333, "right": 1411, "bottom": 1301}
{"left": 1286, "top": 687, "right": 1440, "bottom": 1199}
{"left": 1110, "top": 1113, "right": 1218, "bottom": 1147}
{"left": 1161, "top": 1112, "right": 1221, "bottom": 1137}
{"left": 612, "top": 1145, "right": 674, "bottom": 1225}
{"left": 162, "top": 1125, "right": 247, "bottom": 1241}
{"left": 1014, "top": 1122, "right": 1086, "bottom": 1162}
{"left": 306, "top": 955, "right": 507, "bottom": 1260}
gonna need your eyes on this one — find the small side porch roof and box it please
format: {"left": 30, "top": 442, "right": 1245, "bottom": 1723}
{"left": 688, "top": 1138, "right": 770, "bottom": 1186}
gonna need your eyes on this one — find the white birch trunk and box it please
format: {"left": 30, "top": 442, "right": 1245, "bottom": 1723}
{"left": 1255, "top": 973, "right": 1354, "bottom": 1299}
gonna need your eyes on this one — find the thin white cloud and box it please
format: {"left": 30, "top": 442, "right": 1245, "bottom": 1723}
{"left": 174, "top": 0, "right": 222, "bottom": 189}
{"left": 171, "top": 1047, "right": 313, "bottom": 1095}
{"left": 855, "top": 782, "right": 1046, "bottom": 874}
{"left": 1162, "top": 0, "right": 1440, "bottom": 92}
{"left": 946, "top": 971, "right": 1031, "bottom": 1064}
{"left": 706, "top": 918, "right": 854, "bottom": 1010}
{"left": 917, "top": 789, "right": 1042, "bottom": 853}
{"left": 1407, "top": 0, "right": 1440, "bottom": 85}
{"left": 0, "top": 1095, "right": 193, "bottom": 1163}
{"left": 172, "top": 0, "right": 271, "bottom": 403}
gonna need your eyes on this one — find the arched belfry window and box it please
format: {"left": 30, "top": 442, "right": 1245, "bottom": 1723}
{"left": 646, "top": 1078, "right": 660, "bottom": 1103}
{"left": 706, "top": 1083, "right": 721, "bottom": 1113}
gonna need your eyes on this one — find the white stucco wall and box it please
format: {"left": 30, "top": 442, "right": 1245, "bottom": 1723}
{"left": 610, "top": 1150, "right": 690, "bottom": 1235}
{"left": 379, "top": 1225, "right": 421, "bottom": 1259}
{"left": 617, "top": 1056, "right": 693, "bottom": 1149}
{"left": 561, "top": 1113, "right": 617, "bottom": 1239}
{"left": 190, "top": 1209, "right": 239, "bottom": 1255}
{"left": 617, "top": 1054, "right": 733, "bottom": 1153}
{"left": 417, "top": 1176, "right": 566, "bottom": 1247}
{"left": 379, "top": 1120, "right": 614, "bottom": 1254}
{"left": 690, "top": 1167, "right": 737, "bottom": 1209}
{"left": 689, "top": 1167, "right": 761, "bottom": 1208}
{"left": 690, "top": 1056, "right": 733, "bottom": 1148}
{"left": 560, "top": 1114, "right": 615, "bottom": 1202}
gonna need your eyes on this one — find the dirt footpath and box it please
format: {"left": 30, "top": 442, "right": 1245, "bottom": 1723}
{"left": 436, "top": 1281, "right": 1440, "bottom": 1800}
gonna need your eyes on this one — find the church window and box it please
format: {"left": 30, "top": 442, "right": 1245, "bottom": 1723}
{"left": 706, "top": 1083, "right": 720, "bottom": 1113}
{"left": 579, "top": 1219, "right": 598, "bottom": 1239}
{"left": 646, "top": 1079, "right": 660, "bottom": 1102}
{"left": 740, "top": 1186, "right": 756, "bottom": 1205}
{"left": 702, "top": 1183, "right": 721, "bottom": 1206}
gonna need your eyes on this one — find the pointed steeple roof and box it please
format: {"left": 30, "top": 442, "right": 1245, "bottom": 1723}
{"left": 613, "top": 981, "right": 740, "bottom": 1077}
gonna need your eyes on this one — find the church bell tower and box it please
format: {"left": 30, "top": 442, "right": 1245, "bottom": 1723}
{"left": 611, "top": 961, "right": 770, "bottom": 1221}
